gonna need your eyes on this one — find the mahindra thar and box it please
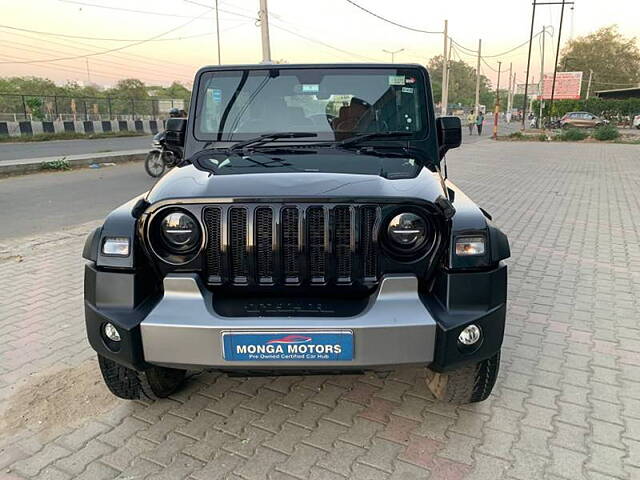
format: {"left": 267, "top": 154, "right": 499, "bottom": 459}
{"left": 83, "top": 64, "right": 509, "bottom": 404}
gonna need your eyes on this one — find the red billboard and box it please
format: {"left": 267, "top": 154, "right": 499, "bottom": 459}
{"left": 541, "top": 72, "right": 583, "bottom": 100}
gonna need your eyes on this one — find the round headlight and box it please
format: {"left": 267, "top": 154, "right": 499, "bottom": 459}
{"left": 160, "top": 211, "right": 200, "bottom": 253}
{"left": 387, "top": 213, "right": 427, "bottom": 251}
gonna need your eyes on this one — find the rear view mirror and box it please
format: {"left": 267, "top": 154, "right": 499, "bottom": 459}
{"left": 165, "top": 118, "right": 187, "bottom": 148}
{"left": 436, "top": 116, "right": 462, "bottom": 159}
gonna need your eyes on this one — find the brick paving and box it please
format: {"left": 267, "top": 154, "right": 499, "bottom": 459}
{"left": 1, "top": 140, "right": 640, "bottom": 479}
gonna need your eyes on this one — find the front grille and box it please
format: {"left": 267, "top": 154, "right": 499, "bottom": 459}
{"left": 203, "top": 204, "right": 380, "bottom": 287}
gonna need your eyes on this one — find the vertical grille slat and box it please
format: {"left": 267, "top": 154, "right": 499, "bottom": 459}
{"left": 255, "top": 207, "right": 274, "bottom": 284}
{"left": 361, "top": 206, "right": 378, "bottom": 281}
{"left": 334, "top": 206, "right": 352, "bottom": 283}
{"left": 307, "top": 207, "right": 326, "bottom": 283}
{"left": 229, "top": 207, "right": 248, "bottom": 284}
{"left": 282, "top": 207, "right": 300, "bottom": 283}
{"left": 204, "top": 207, "right": 222, "bottom": 284}
{"left": 203, "top": 203, "right": 380, "bottom": 286}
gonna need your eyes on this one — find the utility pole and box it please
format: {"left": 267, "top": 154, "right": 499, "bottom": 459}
{"left": 539, "top": 26, "right": 546, "bottom": 127}
{"left": 215, "top": 0, "right": 221, "bottom": 64}
{"left": 548, "top": 0, "right": 567, "bottom": 121}
{"left": 506, "top": 62, "right": 513, "bottom": 122}
{"left": 474, "top": 39, "right": 482, "bottom": 116}
{"left": 522, "top": 0, "right": 537, "bottom": 129}
{"left": 441, "top": 19, "right": 449, "bottom": 116}
{"left": 382, "top": 48, "right": 404, "bottom": 63}
{"left": 258, "top": 0, "right": 272, "bottom": 63}
{"left": 586, "top": 69, "right": 593, "bottom": 99}
{"left": 493, "top": 61, "right": 502, "bottom": 140}
{"left": 85, "top": 58, "right": 91, "bottom": 84}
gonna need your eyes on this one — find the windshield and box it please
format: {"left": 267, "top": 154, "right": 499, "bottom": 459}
{"left": 194, "top": 67, "right": 429, "bottom": 143}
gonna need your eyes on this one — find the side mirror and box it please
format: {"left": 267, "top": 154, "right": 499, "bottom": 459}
{"left": 436, "top": 116, "right": 462, "bottom": 159}
{"left": 165, "top": 118, "right": 187, "bottom": 148}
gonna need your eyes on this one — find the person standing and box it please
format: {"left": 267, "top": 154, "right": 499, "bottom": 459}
{"left": 466, "top": 111, "right": 475, "bottom": 135}
{"left": 476, "top": 112, "right": 484, "bottom": 135}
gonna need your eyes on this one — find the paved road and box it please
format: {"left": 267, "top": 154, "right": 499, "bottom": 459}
{"left": 0, "top": 162, "right": 156, "bottom": 241}
{"left": 0, "top": 135, "right": 152, "bottom": 162}
{"left": 1, "top": 140, "right": 639, "bottom": 479}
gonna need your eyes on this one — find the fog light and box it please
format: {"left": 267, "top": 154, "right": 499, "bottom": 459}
{"left": 103, "top": 323, "right": 121, "bottom": 342}
{"left": 458, "top": 325, "right": 481, "bottom": 346}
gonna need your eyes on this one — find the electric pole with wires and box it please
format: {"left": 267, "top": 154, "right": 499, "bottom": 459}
{"left": 215, "top": 0, "right": 221, "bottom": 64}
{"left": 493, "top": 61, "right": 502, "bottom": 139}
{"left": 258, "top": 0, "right": 272, "bottom": 63}
{"left": 441, "top": 19, "right": 449, "bottom": 116}
{"left": 475, "top": 39, "right": 482, "bottom": 116}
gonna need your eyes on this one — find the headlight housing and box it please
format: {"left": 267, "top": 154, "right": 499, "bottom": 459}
{"left": 149, "top": 208, "right": 203, "bottom": 265}
{"left": 160, "top": 212, "right": 200, "bottom": 253}
{"left": 383, "top": 211, "right": 433, "bottom": 259}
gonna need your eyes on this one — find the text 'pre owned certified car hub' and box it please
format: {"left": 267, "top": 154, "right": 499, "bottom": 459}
{"left": 83, "top": 63, "right": 510, "bottom": 404}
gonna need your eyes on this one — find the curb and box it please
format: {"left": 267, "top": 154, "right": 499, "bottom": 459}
{"left": 0, "top": 149, "right": 148, "bottom": 177}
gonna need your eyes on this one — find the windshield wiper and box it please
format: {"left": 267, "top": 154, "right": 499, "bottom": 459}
{"left": 336, "top": 131, "right": 413, "bottom": 148}
{"left": 230, "top": 132, "right": 318, "bottom": 152}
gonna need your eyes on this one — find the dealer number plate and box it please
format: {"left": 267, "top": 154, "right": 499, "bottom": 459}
{"left": 222, "top": 331, "right": 354, "bottom": 362}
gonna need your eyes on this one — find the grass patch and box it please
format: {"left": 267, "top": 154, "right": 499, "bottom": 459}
{"left": 508, "top": 131, "right": 525, "bottom": 140}
{"left": 537, "top": 133, "right": 550, "bottom": 142}
{"left": 0, "top": 130, "right": 147, "bottom": 143}
{"left": 557, "top": 128, "right": 588, "bottom": 142}
{"left": 592, "top": 124, "right": 620, "bottom": 141}
{"left": 40, "top": 158, "right": 71, "bottom": 171}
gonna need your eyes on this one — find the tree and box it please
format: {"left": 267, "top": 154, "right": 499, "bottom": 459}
{"left": 108, "top": 78, "right": 148, "bottom": 99}
{"left": 154, "top": 81, "right": 192, "bottom": 101}
{"left": 427, "top": 55, "right": 493, "bottom": 108}
{"left": 560, "top": 26, "right": 640, "bottom": 95}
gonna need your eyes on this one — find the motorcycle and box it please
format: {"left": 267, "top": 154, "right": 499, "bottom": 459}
{"left": 144, "top": 130, "right": 183, "bottom": 177}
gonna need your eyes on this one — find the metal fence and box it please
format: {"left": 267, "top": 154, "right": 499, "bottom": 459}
{"left": 0, "top": 93, "right": 190, "bottom": 122}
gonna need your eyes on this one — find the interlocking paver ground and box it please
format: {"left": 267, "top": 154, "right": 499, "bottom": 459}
{"left": 1, "top": 140, "right": 640, "bottom": 479}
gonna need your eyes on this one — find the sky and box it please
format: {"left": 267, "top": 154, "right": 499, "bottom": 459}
{"left": 0, "top": 0, "right": 638, "bottom": 89}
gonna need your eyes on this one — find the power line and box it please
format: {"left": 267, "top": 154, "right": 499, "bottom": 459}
{"left": 0, "top": 29, "right": 197, "bottom": 77}
{"left": 0, "top": 24, "right": 217, "bottom": 42}
{"left": 344, "top": 0, "right": 443, "bottom": 34}
{"left": 58, "top": 0, "right": 215, "bottom": 19}
{"left": 481, "top": 57, "right": 499, "bottom": 73}
{"left": 269, "top": 22, "right": 379, "bottom": 62}
{"left": 182, "top": 0, "right": 257, "bottom": 21}
{"left": 185, "top": 0, "right": 379, "bottom": 62}
{"left": 0, "top": 38, "right": 193, "bottom": 83}
{"left": 0, "top": 9, "right": 209, "bottom": 65}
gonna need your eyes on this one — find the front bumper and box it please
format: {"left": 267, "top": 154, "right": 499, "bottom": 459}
{"left": 85, "top": 263, "right": 507, "bottom": 372}
{"left": 141, "top": 274, "right": 436, "bottom": 369}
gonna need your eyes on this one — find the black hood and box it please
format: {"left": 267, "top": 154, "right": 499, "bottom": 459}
{"left": 146, "top": 162, "right": 446, "bottom": 205}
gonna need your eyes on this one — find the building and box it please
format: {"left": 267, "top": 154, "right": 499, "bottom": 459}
{"left": 595, "top": 87, "right": 640, "bottom": 100}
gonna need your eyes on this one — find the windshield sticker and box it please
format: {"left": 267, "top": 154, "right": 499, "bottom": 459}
{"left": 211, "top": 88, "right": 222, "bottom": 103}
{"left": 402, "top": 87, "right": 414, "bottom": 94}
{"left": 405, "top": 77, "right": 416, "bottom": 84}
{"left": 301, "top": 84, "right": 320, "bottom": 93}
{"left": 388, "top": 75, "right": 405, "bottom": 86}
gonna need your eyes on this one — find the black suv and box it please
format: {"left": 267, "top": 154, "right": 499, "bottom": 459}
{"left": 83, "top": 64, "right": 510, "bottom": 404}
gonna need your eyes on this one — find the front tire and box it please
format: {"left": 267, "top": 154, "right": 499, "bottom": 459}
{"left": 144, "top": 151, "right": 165, "bottom": 177}
{"left": 426, "top": 352, "right": 500, "bottom": 404}
{"left": 97, "top": 355, "right": 185, "bottom": 400}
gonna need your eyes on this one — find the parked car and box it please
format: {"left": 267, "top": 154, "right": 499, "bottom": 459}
{"left": 83, "top": 63, "right": 510, "bottom": 405}
{"left": 633, "top": 114, "right": 640, "bottom": 129}
{"left": 560, "top": 111, "right": 608, "bottom": 129}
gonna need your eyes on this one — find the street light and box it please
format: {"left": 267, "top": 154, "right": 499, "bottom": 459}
{"left": 382, "top": 48, "right": 404, "bottom": 63}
